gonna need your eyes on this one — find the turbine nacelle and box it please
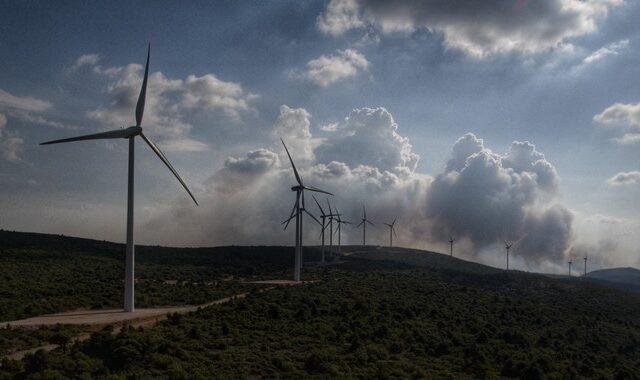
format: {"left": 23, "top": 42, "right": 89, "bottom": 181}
{"left": 124, "top": 126, "right": 143, "bottom": 138}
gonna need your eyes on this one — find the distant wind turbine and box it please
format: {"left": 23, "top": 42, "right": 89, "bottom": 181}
{"left": 312, "top": 196, "right": 329, "bottom": 264}
{"left": 504, "top": 241, "right": 513, "bottom": 270}
{"left": 334, "top": 205, "right": 350, "bottom": 254}
{"left": 326, "top": 199, "right": 337, "bottom": 256}
{"left": 40, "top": 44, "right": 198, "bottom": 312}
{"left": 583, "top": 256, "right": 588, "bottom": 276}
{"left": 281, "top": 139, "right": 332, "bottom": 281}
{"left": 448, "top": 236, "right": 455, "bottom": 257}
{"left": 383, "top": 217, "right": 398, "bottom": 248}
{"left": 568, "top": 257, "right": 573, "bottom": 276}
{"left": 356, "top": 205, "right": 375, "bottom": 246}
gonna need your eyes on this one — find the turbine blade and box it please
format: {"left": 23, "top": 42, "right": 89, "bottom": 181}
{"left": 136, "top": 43, "right": 150, "bottom": 127}
{"left": 392, "top": 216, "right": 397, "bottom": 226}
{"left": 280, "top": 138, "right": 303, "bottom": 186}
{"left": 312, "top": 195, "right": 325, "bottom": 216}
{"left": 393, "top": 227, "right": 398, "bottom": 238}
{"left": 363, "top": 205, "right": 366, "bottom": 219}
{"left": 326, "top": 199, "right": 332, "bottom": 216}
{"left": 356, "top": 220, "right": 364, "bottom": 228}
{"left": 367, "top": 220, "right": 375, "bottom": 227}
{"left": 140, "top": 133, "right": 198, "bottom": 205}
{"left": 303, "top": 209, "right": 322, "bottom": 227}
{"left": 302, "top": 185, "right": 333, "bottom": 196}
{"left": 40, "top": 129, "right": 129, "bottom": 145}
{"left": 283, "top": 191, "right": 300, "bottom": 230}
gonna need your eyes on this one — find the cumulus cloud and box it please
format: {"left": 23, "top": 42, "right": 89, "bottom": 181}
{"left": 594, "top": 102, "right": 640, "bottom": 144}
{"left": 317, "top": 0, "right": 622, "bottom": 58}
{"left": 70, "top": 54, "right": 100, "bottom": 71}
{"left": 425, "top": 133, "right": 572, "bottom": 265}
{"left": 315, "top": 107, "right": 419, "bottom": 175}
{"left": 607, "top": 171, "right": 640, "bottom": 186}
{"left": 303, "top": 49, "right": 369, "bottom": 87}
{"left": 583, "top": 39, "right": 629, "bottom": 64}
{"left": 81, "top": 55, "right": 257, "bottom": 151}
{"left": 273, "top": 105, "right": 315, "bottom": 163}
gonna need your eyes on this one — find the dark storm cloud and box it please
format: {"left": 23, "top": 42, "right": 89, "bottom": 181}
{"left": 318, "top": 0, "right": 622, "bottom": 57}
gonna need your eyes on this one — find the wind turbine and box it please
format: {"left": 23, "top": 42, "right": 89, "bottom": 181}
{"left": 383, "top": 217, "right": 397, "bottom": 248}
{"left": 312, "top": 196, "right": 329, "bottom": 264}
{"left": 40, "top": 44, "right": 198, "bottom": 312}
{"left": 448, "top": 236, "right": 455, "bottom": 257}
{"left": 583, "top": 256, "right": 588, "bottom": 276}
{"left": 504, "top": 241, "right": 513, "bottom": 270}
{"left": 281, "top": 139, "right": 332, "bottom": 281}
{"left": 334, "top": 205, "right": 350, "bottom": 254}
{"left": 356, "top": 205, "right": 375, "bottom": 246}
{"left": 568, "top": 257, "right": 573, "bottom": 276}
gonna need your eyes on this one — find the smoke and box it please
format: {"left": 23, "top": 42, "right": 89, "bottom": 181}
{"left": 144, "top": 108, "right": 574, "bottom": 270}
{"left": 425, "top": 133, "right": 573, "bottom": 265}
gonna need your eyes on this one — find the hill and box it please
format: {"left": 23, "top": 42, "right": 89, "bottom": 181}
{"left": 1, "top": 230, "right": 640, "bottom": 378}
{"left": 585, "top": 267, "right": 640, "bottom": 294}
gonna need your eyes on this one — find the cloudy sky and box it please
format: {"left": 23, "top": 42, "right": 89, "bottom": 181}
{"left": 1, "top": 0, "right": 640, "bottom": 273}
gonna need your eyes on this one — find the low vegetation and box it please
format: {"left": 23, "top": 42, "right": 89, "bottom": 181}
{"left": 1, "top": 232, "right": 639, "bottom": 378}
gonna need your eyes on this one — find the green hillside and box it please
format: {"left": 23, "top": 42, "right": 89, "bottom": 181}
{"left": 1, "top": 231, "right": 640, "bottom": 379}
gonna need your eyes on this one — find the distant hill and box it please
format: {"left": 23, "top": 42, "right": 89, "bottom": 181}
{"left": 585, "top": 267, "right": 640, "bottom": 293}
{"left": 339, "top": 245, "right": 503, "bottom": 275}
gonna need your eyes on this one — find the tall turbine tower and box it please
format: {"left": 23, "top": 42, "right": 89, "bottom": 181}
{"left": 449, "top": 236, "right": 455, "bottom": 257}
{"left": 40, "top": 45, "right": 198, "bottom": 312}
{"left": 383, "top": 217, "right": 397, "bottom": 248}
{"left": 326, "top": 199, "right": 336, "bottom": 256}
{"left": 312, "top": 196, "right": 329, "bottom": 264}
{"left": 356, "top": 205, "right": 375, "bottom": 246}
{"left": 504, "top": 241, "right": 513, "bottom": 270}
{"left": 281, "top": 139, "right": 332, "bottom": 281}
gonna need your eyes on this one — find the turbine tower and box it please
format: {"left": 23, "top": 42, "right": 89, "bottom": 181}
{"left": 40, "top": 44, "right": 198, "bottom": 312}
{"left": 281, "top": 139, "right": 332, "bottom": 281}
{"left": 504, "top": 241, "right": 513, "bottom": 270}
{"left": 448, "top": 236, "right": 455, "bottom": 257}
{"left": 583, "top": 256, "right": 588, "bottom": 276}
{"left": 312, "top": 196, "right": 329, "bottom": 264}
{"left": 356, "top": 205, "right": 375, "bottom": 246}
{"left": 334, "top": 205, "right": 350, "bottom": 254}
{"left": 568, "top": 257, "right": 573, "bottom": 276}
{"left": 383, "top": 217, "right": 397, "bottom": 248}
{"left": 326, "top": 199, "right": 337, "bottom": 256}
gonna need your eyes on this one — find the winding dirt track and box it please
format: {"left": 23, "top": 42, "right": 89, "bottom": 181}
{"left": 3, "top": 280, "right": 311, "bottom": 361}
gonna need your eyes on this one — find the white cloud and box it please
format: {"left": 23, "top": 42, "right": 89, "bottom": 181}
{"left": 583, "top": 39, "right": 629, "bottom": 64}
{"left": 315, "top": 107, "right": 419, "bottom": 175}
{"left": 607, "top": 171, "right": 640, "bottom": 186}
{"left": 594, "top": 102, "right": 640, "bottom": 145}
{"left": 71, "top": 54, "right": 100, "bottom": 71}
{"left": 0, "top": 88, "right": 51, "bottom": 112}
{"left": 272, "top": 105, "right": 315, "bottom": 163}
{"left": 317, "top": 0, "right": 622, "bottom": 58}
{"left": 0, "top": 112, "right": 24, "bottom": 162}
{"left": 303, "top": 49, "right": 369, "bottom": 87}
{"left": 80, "top": 55, "right": 257, "bottom": 152}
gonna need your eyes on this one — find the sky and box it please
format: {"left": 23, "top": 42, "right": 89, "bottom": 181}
{"left": 1, "top": 0, "right": 640, "bottom": 273}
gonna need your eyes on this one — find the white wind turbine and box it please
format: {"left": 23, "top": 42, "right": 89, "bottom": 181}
{"left": 356, "top": 205, "right": 375, "bottom": 246}
{"left": 333, "top": 205, "right": 351, "bottom": 254}
{"left": 312, "top": 195, "right": 329, "bottom": 264}
{"left": 383, "top": 217, "right": 397, "bottom": 248}
{"left": 281, "top": 139, "right": 332, "bottom": 281}
{"left": 41, "top": 44, "right": 198, "bottom": 312}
